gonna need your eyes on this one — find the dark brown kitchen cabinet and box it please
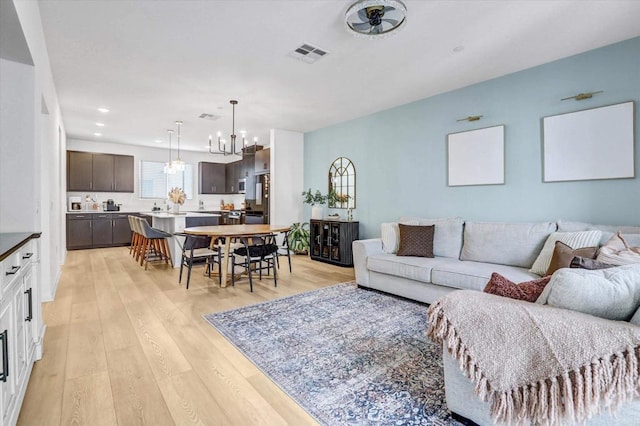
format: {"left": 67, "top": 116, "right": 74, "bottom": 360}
{"left": 92, "top": 214, "right": 113, "bottom": 246}
{"left": 92, "top": 154, "right": 114, "bottom": 191}
{"left": 198, "top": 162, "right": 226, "bottom": 194}
{"left": 113, "top": 215, "right": 133, "bottom": 245}
{"left": 114, "top": 155, "right": 134, "bottom": 192}
{"left": 67, "top": 151, "right": 93, "bottom": 191}
{"left": 225, "top": 161, "right": 240, "bottom": 193}
{"left": 66, "top": 213, "right": 134, "bottom": 249}
{"left": 255, "top": 148, "right": 270, "bottom": 174}
{"left": 67, "top": 151, "right": 134, "bottom": 193}
{"left": 310, "top": 219, "right": 359, "bottom": 267}
{"left": 66, "top": 214, "right": 93, "bottom": 249}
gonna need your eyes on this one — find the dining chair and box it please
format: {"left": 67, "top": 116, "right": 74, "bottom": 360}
{"left": 176, "top": 233, "right": 221, "bottom": 289}
{"left": 275, "top": 230, "right": 293, "bottom": 273}
{"left": 230, "top": 234, "right": 279, "bottom": 292}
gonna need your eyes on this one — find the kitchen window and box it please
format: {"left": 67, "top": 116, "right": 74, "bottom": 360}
{"left": 140, "top": 160, "right": 194, "bottom": 199}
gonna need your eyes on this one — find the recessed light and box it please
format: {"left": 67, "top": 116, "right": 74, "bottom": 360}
{"left": 155, "top": 139, "right": 163, "bottom": 143}
{"left": 97, "top": 107, "right": 110, "bottom": 113}
{"left": 453, "top": 45, "right": 465, "bottom": 53}
{"left": 94, "top": 132, "right": 102, "bottom": 136}
{"left": 95, "top": 122, "right": 105, "bottom": 127}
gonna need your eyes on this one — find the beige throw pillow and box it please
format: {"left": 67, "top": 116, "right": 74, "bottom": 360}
{"left": 597, "top": 232, "right": 640, "bottom": 265}
{"left": 529, "top": 230, "right": 602, "bottom": 276}
{"left": 381, "top": 220, "right": 419, "bottom": 254}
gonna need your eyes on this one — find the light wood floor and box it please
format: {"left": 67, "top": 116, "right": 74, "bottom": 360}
{"left": 18, "top": 246, "right": 355, "bottom": 425}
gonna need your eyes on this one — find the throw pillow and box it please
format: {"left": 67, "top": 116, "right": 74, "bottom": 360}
{"left": 596, "top": 232, "right": 640, "bottom": 266}
{"left": 380, "top": 220, "right": 419, "bottom": 254}
{"left": 483, "top": 272, "right": 552, "bottom": 303}
{"left": 396, "top": 224, "right": 434, "bottom": 257}
{"left": 529, "top": 230, "right": 602, "bottom": 276}
{"left": 570, "top": 256, "right": 616, "bottom": 271}
{"left": 536, "top": 264, "right": 640, "bottom": 321}
{"left": 546, "top": 241, "right": 597, "bottom": 276}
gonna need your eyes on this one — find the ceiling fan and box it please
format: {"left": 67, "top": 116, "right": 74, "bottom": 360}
{"left": 345, "top": 0, "right": 407, "bottom": 38}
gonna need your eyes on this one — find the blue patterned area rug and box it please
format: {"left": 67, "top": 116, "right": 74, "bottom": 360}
{"left": 203, "top": 283, "right": 462, "bottom": 425}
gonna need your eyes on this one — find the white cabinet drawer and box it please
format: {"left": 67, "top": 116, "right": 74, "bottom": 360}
{"left": 21, "top": 240, "right": 38, "bottom": 264}
{"left": 2, "top": 250, "right": 22, "bottom": 291}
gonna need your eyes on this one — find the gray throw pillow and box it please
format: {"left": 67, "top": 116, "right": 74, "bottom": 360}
{"left": 537, "top": 264, "right": 640, "bottom": 321}
{"left": 569, "top": 256, "right": 615, "bottom": 270}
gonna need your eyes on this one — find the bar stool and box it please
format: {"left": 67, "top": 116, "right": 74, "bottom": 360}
{"left": 128, "top": 216, "right": 140, "bottom": 257}
{"left": 138, "top": 218, "right": 173, "bottom": 270}
{"left": 132, "top": 217, "right": 146, "bottom": 263}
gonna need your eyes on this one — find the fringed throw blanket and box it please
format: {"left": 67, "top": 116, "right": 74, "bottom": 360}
{"left": 427, "top": 290, "right": 640, "bottom": 425}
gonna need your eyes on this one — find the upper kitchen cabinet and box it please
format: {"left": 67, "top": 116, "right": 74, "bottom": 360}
{"left": 198, "top": 161, "right": 226, "bottom": 194}
{"left": 255, "top": 148, "right": 270, "bottom": 174}
{"left": 114, "top": 155, "right": 134, "bottom": 192}
{"left": 67, "top": 151, "right": 134, "bottom": 192}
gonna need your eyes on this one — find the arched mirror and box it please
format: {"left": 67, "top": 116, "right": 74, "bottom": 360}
{"left": 328, "top": 157, "right": 356, "bottom": 209}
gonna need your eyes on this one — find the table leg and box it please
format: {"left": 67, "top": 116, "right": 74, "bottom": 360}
{"left": 221, "top": 238, "right": 232, "bottom": 287}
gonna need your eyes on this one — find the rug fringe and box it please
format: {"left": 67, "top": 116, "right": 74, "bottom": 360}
{"left": 426, "top": 301, "right": 640, "bottom": 425}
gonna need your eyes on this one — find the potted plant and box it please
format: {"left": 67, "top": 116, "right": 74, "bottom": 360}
{"left": 288, "top": 222, "right": 310, "bottom": 255}
{"left": 302, "top": 188, "right": 327, "bottom": 219}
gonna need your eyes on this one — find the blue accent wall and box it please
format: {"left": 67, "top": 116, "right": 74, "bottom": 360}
{"left": 304, "top": 37, "right": 640, "bottom": 239}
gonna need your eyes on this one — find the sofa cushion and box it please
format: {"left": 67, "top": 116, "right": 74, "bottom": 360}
{"left": 529, "top": 230, "right": 601, "bottom": 275}
{"left": 431, "top": 261, "right": 541, "bottom": 292}
{"left": 460, "top": 221, "right": 556, "bottom": 268}
{"left": 367, "top": 253, "right": 458, "bottom": 284}
{"left": 546, "top": 242, "right": 597, "bottom": 276}
{"left": 397, "top": 224, "right": 434, "bottom": 257}
{"left": 596, "top": 232, "right": 640, "bottom": 266}
{"left": 537, "top": 264, "right": 640, "bottom": 321}
{"left": 483, "top": 273, "right": 552, "bottom": 302}
{"left": 399, "top": 216, "right": 464, "bottom": 258}
{"left": 381, "top": 220, "right": 419, "bottom": 254}
{"left": 557, "top": 219, "right": 640, "bottom": 245}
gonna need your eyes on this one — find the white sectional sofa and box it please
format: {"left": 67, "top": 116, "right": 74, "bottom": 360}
{"left": 354, "top": 216, "right": 640, "bottom": 425}
{"left": 353, "top": 217, "right": 555, "bottom": 304}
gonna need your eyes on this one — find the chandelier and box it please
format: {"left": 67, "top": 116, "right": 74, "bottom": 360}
{"left": 209, "top": 99, "right": 251, "bottom": 156}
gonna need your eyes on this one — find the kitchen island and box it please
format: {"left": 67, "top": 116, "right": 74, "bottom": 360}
{"left": 148, "top": 211, "right": 221, "bottom": 267}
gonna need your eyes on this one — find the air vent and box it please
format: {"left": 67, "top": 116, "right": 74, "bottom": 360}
{"left": 289, "top": 43, "right": 329, "bottom": 64}
{"left": 199, "top": 113, "right": 220, "bottom": 121}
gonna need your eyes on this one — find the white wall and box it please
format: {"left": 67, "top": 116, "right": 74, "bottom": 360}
{"left": 67, "top": 139, "right": 245, "bottom": 212}
{"left": 0, "top": 59, "right": 35, "bottom": 232}
{"left": 1, "top": 1, "right": 67, "bottom": 301}
{"left": 270, "top": 129, "right": 304, "bottom": 228}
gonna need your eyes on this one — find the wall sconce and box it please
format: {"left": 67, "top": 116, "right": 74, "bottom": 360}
{"left": 561, "top": 91, "right": 603, "bottom": 101}
{"left": 456, "top": 115, "right": 483, "bottom": 122}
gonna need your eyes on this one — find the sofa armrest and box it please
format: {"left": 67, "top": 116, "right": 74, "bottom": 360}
{"left": 352, "top": 238, "right": 383, "bottom": 287}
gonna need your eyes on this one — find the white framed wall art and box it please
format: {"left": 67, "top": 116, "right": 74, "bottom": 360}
{"left": 447, "top": 125, "right": 505, "bottom": 186}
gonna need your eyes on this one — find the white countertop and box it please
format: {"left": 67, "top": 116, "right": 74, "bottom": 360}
{"left": 146, "top": 212, "right": 221, "bottom": 218}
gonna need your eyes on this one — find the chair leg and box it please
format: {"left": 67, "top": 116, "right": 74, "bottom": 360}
{"left": 273, "top": 257, "right": 278, "bottom": 287}
{"left": 163, "top": 239, "right": 172, "bottom": 265}
{"left": 140, "top": 238, "right": 148, "bottom": 266}
{"left": 286, "top": 250, "right": 292, "bottom": 273}
{"left": 186, "top": 257, "right": 193, "bottom": 289}
{"left": 179, "top": 255, "right": 184, "bottom": 284}
{"left": 247, "top": 257, "right": 253, "bottom": 292}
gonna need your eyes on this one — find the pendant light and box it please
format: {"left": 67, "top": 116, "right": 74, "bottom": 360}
{"left": 173, "top": 120, "right": 185, "bottom": 171}
{"left": 163, "top": 129, "right": 176, "bottom": 174}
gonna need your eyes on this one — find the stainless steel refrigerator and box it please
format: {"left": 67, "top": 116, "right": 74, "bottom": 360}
{"left": 249, "top": 173, "right": 269, "bottom": 224}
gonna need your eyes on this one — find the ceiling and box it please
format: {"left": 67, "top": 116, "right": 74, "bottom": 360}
{"left": 38, "top": 0, "right": 640, "bottom": 153}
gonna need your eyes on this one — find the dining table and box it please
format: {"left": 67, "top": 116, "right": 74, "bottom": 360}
{"left": 183, "top": 224, "right": 291, "bottom": 287}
